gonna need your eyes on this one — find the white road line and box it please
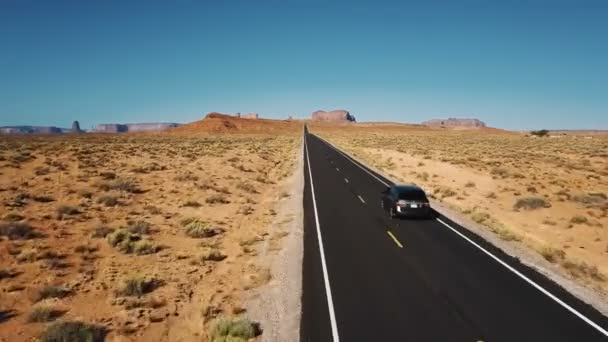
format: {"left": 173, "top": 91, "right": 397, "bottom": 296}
{"left": 344, "top": 178, "right": 349, "bottom": 183}
{"left": 358, "top": 195, "right": 366, "bottom": 204}
{"left": 305, "top": 135, "right": 340, "bottom": 342}
{"left": 313, "top": 133, "right": 608, "bottom": 338}
{"left": 436, "top": 218, "right": 608, "bottom": 337}
{"left": 317, "top": 136, "right": 390, "bottom": 187}
{"left": 336, "top": 167, "right": 340, "bottom": 172}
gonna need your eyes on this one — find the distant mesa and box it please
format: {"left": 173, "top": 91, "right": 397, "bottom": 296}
{"left": 0, "top": 126, "right": 65, "bottom": 134}
{"left": 235, "top": 113, "right": 259, "bottom": 119}
{"left": 311, "top": 110, "right": 356, "bottom": 122}
{"left": 94, "top": 123, "right": 181, "bottom": 133}
{"left": 422, "top": 118, "right": 486, "bottom": 128}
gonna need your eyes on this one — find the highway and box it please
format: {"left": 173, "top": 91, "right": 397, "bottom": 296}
{"left": 300, "top": 127, "right": 608, "bottom": 341}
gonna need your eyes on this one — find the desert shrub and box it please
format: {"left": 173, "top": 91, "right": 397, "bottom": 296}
{"left": 0, "top": 222, "right": 39, "bottom": 240}
{"left": 3, "top": 213, "right": 24, "bottom": 222}
{"left": 98, "top": 179, "right": 140, "bottom": 193}
{"left": 74, "top": 244, "right": 98, "bottom": 253}
{"left": 540, "top": 247, "right": 566, "bottom": 263}
{"left": 33, "top": 195, "right": 55, "bottom": 203}
{"left": 570, "top": 215, "right": 588, "bottom": 225}
{"left": 236, "top": 182, "right": 257, "bottom": 194}
{"left": 107, "top": 229, "right": 140, "bottom": 253}
{"left": 97, "top": 195, "right": 119, "bottom": 206}
{"left": 16, "top": 248, "right": 38, "bottom": 262}
{"left": 210, "top": 317, "right": 259, "bottom": 342}
{"left": 183, "top": 219, "right": 222, "bottom": 238}
{"left": 133, "top": 240, "right": 160, "bottom": 255}
{"left": 116, "top": 277, "right": 159, "bottom": 297}
{"left": 513, "top": 197, "right": 551, "bottom": 210}
{"left": 572, "top": 193, "right": 606, "bottom": 206}
{"left": 486, "top": 192, "right": 497, "bottom": 199}
{"left": 56, "top": 205, "right": 80, "bottom": 219}
{"left": 182, "top": 200, "right": 202, "bottom": 208}
{"left": 464, "top": 181, "right": 476, "bottom": 188}
{"left": 530, "top": 129, "right": 549, "bottom": 137}
{"left": 91, "top": 225, "right": 114, "bottom": 238}
{"left": 206, "top": 194, "right": 230, "bottom": 204}
{"left": 0, "top": 269, "right": 15, "bottom": 280}
{"left": 126, "top": 220, "right": 151, "bottom": 234}
{"left": 99, "top": 171, "right": 116, "bottom": 180}
{"left": 563, "top": 260, "right": 605, "bottom": 281}
{"left": 490, "top": 167, "right": 510, "bottom": 178}
{"left": 41, "top": 321, "right": 106, "bottom": 342}
{"left": 78, "top": 189, "right": 93, "bottom": 199}
{"left": 471, "top": 212, "right": 490, "bottom": 224}
{"left": 28, "top": 306, "right": 63, "bottom": 322}
{"left": 37, "top": 286, "right": 71, "bottom": 301}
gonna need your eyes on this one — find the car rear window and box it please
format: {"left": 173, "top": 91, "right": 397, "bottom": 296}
{"left": 398, "top": 190, "right": 427, "bottom": 201}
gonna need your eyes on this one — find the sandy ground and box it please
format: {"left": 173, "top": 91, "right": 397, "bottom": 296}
{"left": 311, "top": 123, "right": 608, "bottom": 301}
{"left": 0, "top": 131, "right": 300, "bottom": 341}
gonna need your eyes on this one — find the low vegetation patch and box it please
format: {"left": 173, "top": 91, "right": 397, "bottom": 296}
{"left": 40, "top": 321, "right": 106, "bottom": 342}
{"left": 116, "top": 276, "right": 160, "bottom": 297}
{"left": 28, "top": 305, "right": 64, "bottom": 322}
{"left": 37, "top": 286, "right": 71, "bottom": 301}
{"left": 56, "top": 205, "right": 80, "bottom": 219}
{"left": 182, "top": 219, "right": 223, "bottom": 238}
{"left": 513, "top": 197, "right": 551, "bottom": 210}
{"left": 0, "top": 222, "right": 39, "bottom": 240}
{"left": 210, "top": 317, "right": 260, "bottom": 342}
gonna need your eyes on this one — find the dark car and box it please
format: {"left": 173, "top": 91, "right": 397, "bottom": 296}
{"left": 381, "top": 185, "right": 432, "bottom": 219}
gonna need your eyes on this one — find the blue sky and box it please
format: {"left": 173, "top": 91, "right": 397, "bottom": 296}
{"left": 0, "top": 0, "right": 606, "bottom": 130}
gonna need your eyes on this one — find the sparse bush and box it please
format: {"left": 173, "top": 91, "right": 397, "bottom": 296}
{"left": 206, "top": 194, "right": 230, "bottom": 204}
{"left": 570, "top": 215, "right": 588, "bottom": 225}
{"left": 16, "top": 248, "right": 38, "bottom": 262}
{"left": 486, "top": 192, "right": 497, "bottom": 199}
{"left": 33, "top": 195, "right": 55, "bottom": 203}
{"left": 0, "top": 222, "right": 39, "bottom": 240}
{"left": 513, "top": 197, "right": 551, "bottom": 210}
{"left": 210, "top": 317, "right": 259, "bottom": 342}
{"left": 98, "top": 179, "right": 140, "bottom": 193}
{"left": 183, "top": 219, "right": 223, "bottom": 238}
{"left": 28, "top": 306, "right": 63, "bottom": 322}
{"left": 41, "top": 321, "right": 106, "bottom": 342}
{"left": 471, "top": 212, "right": 490, "bottom": 224}
{"left": 540, "top": 247, "right": 566, "bottom": 263}
{"left": 464, "top": 181, "right": 475, "bottom": 188}
{"left": 116, "top": 277, "right": 159, "bottom": 297}
{"left": 107, "top": 229, "right": 140, "bottom": 253}
{"left": 530, "top": 129, "right": 549, "bottom": 137}
{"left": 127, "top": 220, "right": 151, "bottom": 234}
{"left": 97, "top": 195, "right": 119, "bottom": 206}
{"left": 133, "top": 240, "right": 160, "bottom": 255}
{"left": 99, "top": 171, "right": 116, "bottom": 180}
{"left": 183, "top": 200, "right": 202, "bottom": 208}
{"left": 237, "top": 182, "right": 258, "bottom": 194}
{"left": 37, "top": 286, "right": 71, "bottom": 301}
{"left": 3, "top": 213, "right": 24, "bottom": 222}
{"left": 490, "top": 167, "right": 510, "bottom": 178}
{"left": 56, "top": 205, "right": 80, "bottom": 219}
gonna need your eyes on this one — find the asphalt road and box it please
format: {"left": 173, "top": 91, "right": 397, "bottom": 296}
{"left": 300, "top": 127, "right": 608, "bottom": 342}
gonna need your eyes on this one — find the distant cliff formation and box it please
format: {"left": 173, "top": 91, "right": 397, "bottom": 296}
{"left": 311, "top": 110, "right": 356, "bottom": 122}
{"left": 94, "top": 123, "right": 181, "bottom": 133}
{"left": 0, "top": 126, "right": 65, "bottom": 134}
{"left": 422, "top": 118, "right": 486, "bottom": 128}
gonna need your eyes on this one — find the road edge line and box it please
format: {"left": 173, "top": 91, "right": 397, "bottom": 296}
{"left": 313, "top": 133, "right": 608, "bottom": 337}
{"left": 304, "top": 133, "right": 341, "bottom": 342}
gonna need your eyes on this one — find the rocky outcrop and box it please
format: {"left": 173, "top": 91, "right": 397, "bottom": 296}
{"left": 71, "top": 121, "right": 82, "bottom": 133}
{"left": 311, "top": 110, "right": 356, "bottom": 122}
{"left": 422, "top": 118, "right": 486, "bottom": 128}
{"left": 94, "top": 123, "right": 180, "bottom": 133}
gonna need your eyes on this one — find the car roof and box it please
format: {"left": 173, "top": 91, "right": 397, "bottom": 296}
{"left": 392, "top": 184, "right": 424, "bottom": 192}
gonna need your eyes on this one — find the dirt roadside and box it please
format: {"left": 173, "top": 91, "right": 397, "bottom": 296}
{"left": 245, "top": 137, "right": 304, "bottom": 341}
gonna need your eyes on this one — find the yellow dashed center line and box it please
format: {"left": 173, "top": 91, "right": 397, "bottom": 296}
{"left": 387, "top": 230, "right": 403, "bottom": 248}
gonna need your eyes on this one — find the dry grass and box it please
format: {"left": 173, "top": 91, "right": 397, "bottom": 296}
{"left": 313, "top": 123, "right": 608, "bottom": 291}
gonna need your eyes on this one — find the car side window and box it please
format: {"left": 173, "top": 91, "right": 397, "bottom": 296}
{"left": 390, "top": 188, "right": 397, "bottom": 198}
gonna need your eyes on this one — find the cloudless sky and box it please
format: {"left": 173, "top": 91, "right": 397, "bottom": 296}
{"left": 0, "top": 0, "right": 606, "bottom": 130}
